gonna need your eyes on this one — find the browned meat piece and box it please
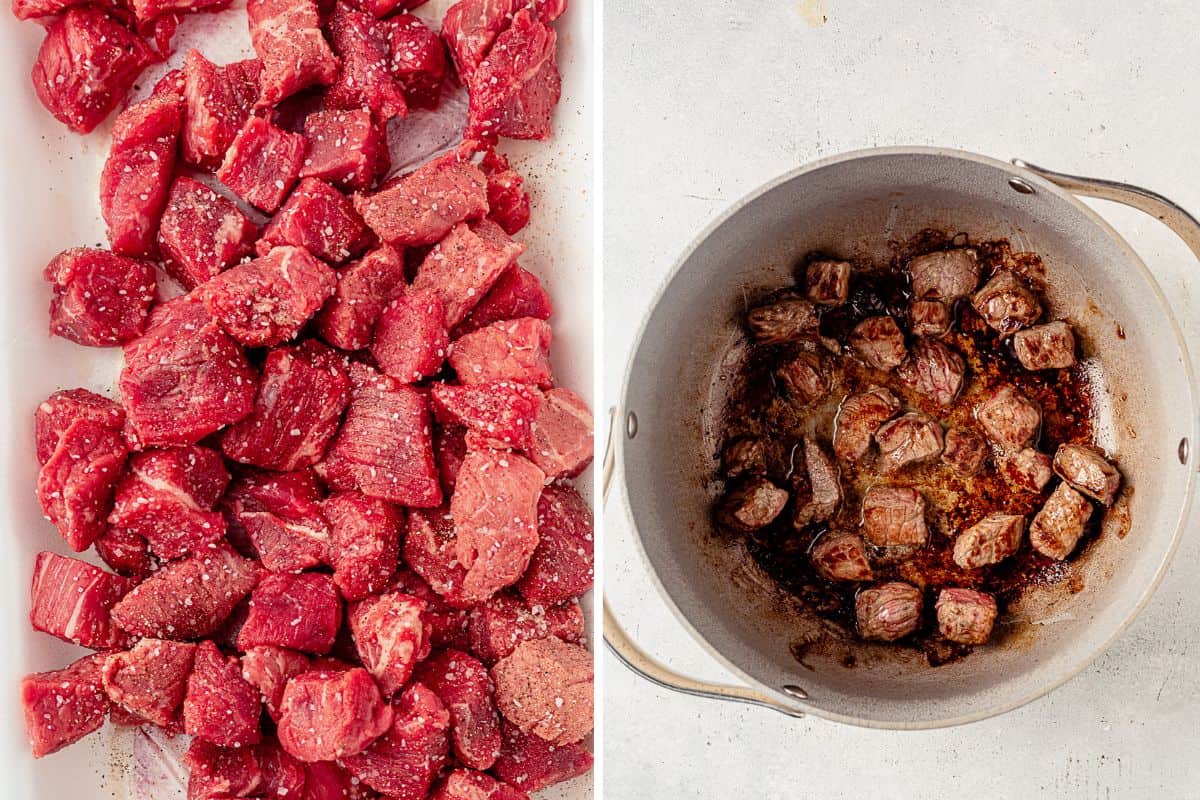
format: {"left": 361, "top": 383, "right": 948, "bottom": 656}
{"left": 875, "top": 412, "right": 944, "bottom": 473}
{"left": 942, "top": 428, "right": 987, "bottom": 476}
{"left": 1013, "top": 321, "right": 1076, "bottom": 370}
{"left": 856, "top": 582, "right": 922, "bottom": 642}
{"left": 895, "top": 339, "right": 965, "bottom": 407}
{"left": 810, "top": 532, "right": 873, "bottom": 582}
{"left": 833, "top": 387, "right": 900, "bottom": 462}
{"left": 975, "top": 385, "right": 1041, "bottom": 452}
{"left": 907, "top": 248, "right": 980, "bottom": 301}
{"left": 804, "top": 259, "right": 851, "bottom": 306}
{"left": 910, "top": 300, "right": 950, "bottom": 338}
{"left": 953, "top": 513, "right": 1024, "bottom": 568}
{"left": 1030, "top": 482, "right": 1093, "bottom": 560}
{"left": 850, "top": 316, "right": 907, "bottom": 371}
{"left": 721, "top": 437, "right": 765, "bottom": 478}
{"left": 1000, "top": 448, "right": 1052, "bottom": 492}
{"left": 860, "top": 486, "right": 927, "bottom": 547}
{"left": 1053, "top": 443, "right": 1121, "bottom": 506}
{"left": 935, "top": 588, "right": 997, "bottom": 645}
{"left": 746, "top": 297, "right": 819, "bottom": 344}
{"left": 718, "top": 478, "right": 788, "bottom": 532}
{"left": 972, "top": 271, "right": 1042, "bottom": 334}
{"left": 776, "top": 352, "right": 829, "bottom": 405}
{"left": 792, "top": 438, "right": 841, "bottom": 527}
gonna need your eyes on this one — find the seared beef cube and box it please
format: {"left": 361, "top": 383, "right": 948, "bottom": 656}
{"left": 849, "top": 316, "right": 906, "bottom": 372}
{"left": 910, "top": 299, "right": 950, "bottom": 338}
{"left": 792, "top": 438, "right": 841, "bottom": 527}
{"left": 833, "top": 387, "right": 900, "bottom": 462}
{"left": 1030, "top": 482, "right": 1093, "bottom": 560}
{"left": 746, "top": 297, "right": 819, "bottom": 344}
{"left": 875, "top": 412, "right": 944, "bottom": 473}
{"left": 972, "top": 271, "right": 1042, "bottom": 334}
{"left": 896, "top": 339, "right": 965, "bottom": 407}
{"left": 953, "top": 513, "right": 1024, "bottom": 568}
{"left": 907, "top": 248, "right": 980, "bottom": 301}
{"left": 1013, "top": 321, "right": 1077, "bottom": 370}
{"left": 861, "top": 486, "right": 927, "bottom": 547}
{"left": 810, "top": 533, "right": 873, "bottom": 582}
{"left": 718, "top": 478, "right": 788, "bottom": 532}
{"left": 721, "top": 437, "right": 766, "bottom": 478}
{"left": 936, "top": 588, "right": 997, "bottom": 645}
{"left": 856, "top": 582, "right": 922, "bottom": 642}
{"left": 1000, "top": 448, "right": 1053, "bottom": 493}
{"left": 943, "top": 428, "right": 987, "bottom": 476}
{"left": 976, "top": 385, "right": 1041, "bottom": 452}
{"left": 1053, "top": 443, "right": 1121, "bottom": 506}
{"left": 803, "top": 259, "right": 851, "bottom": 306}
{"left": 777, "top": 352, "right": 829, "bottom": 405}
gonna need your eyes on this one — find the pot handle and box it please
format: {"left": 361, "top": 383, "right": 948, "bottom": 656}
{"left": 601, "top": 407, "right": 807, "bottom": 718}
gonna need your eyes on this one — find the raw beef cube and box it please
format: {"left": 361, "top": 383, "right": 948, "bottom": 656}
{"left": 158, "top": 176, "right": 258, "bottom": 289}
{"left": 849, "top": 316, "right": 906, "bottom": 371}
{"left": 316, "top": 244, "right": 408, "bottom": 350}
{"left": 181, "top": 51, "right": 262, "bottom": 168}
{"left": 479, "top": 148, "right": 531, "bottom": 235}
{"left": 112, "top": 542, "right": 259, "bottom": 639}
{"left": 354, "top": 155, "right": 488, "bottom": 247}
{"left": 102, "top": 638, "right": 196, "bottom": 728}
{"left": 431, "top": 381, "right": 540, "bottom": 451}
{"left": 30, "top": 552, "right": 133, "bottom": 648}
{"left": 371, "top": 291, "right": 450, "bottom": 382}
{"left": 277, "top": 667, "right": 393, "bottom": 761}
{"left": 809, "top": 532, "right": 873, "bottom": 582}
{"left": 326, "top": 4, "right": 407, "bottom": 121}
{"left": 953, "top": 513, "right": 1025, "bottom": 569}
{"left": 907, "top": 248, "right": 980, "bottom": 301}
{"left": 435, "top": 425, "right": 469, "bottom": 493}
{"left": 861, "top": 486, "right": 927, "bottom": 547}
{"left": 95, "top": 527, "right": 155, "bottom": 579}
{"left": 517, "top": 484, "right": 593, "bottom": 605}
{"left": 217, "top": 117, "right": 308, "bottom": 212}
{"left": 35, "top": 388, "right": 125, "bottom": 466}
{"left": 239, "top": 572, "right": 343, "bottom": 654}
{"left": 326, "top": 492, "right": 403, "bottom": 601}
{"left": 896, "top": 338, "right": 965, "bottom": 407}
{"left": 442, "top": 0, "right": 518, "bottom": 83}
{"left": 492, "top": 720, "right": 593, "bottom": 793}
{"left": 257, "top": 740, "right": 308, "bottom": 798}
{"left": 108, "top": 445, "right": 230, "bottom": 560}
{"left": 300, "top": 109, "right": 389, "bottom": 191}
{"left": 184, "top": 641, "right": 262, "bottom": 748}
{"left": 390, "top": 13, "right": 447, "bottom": 110}
{"left": 31, "top": 8, "right": 154, "bottom": 133}
{"left": 832, "top": 386, "right": 899, "bottom": 462}
{"left": 935, "top": 588, "right": 997, "bottom": 645}
{"left": 120, "top": 297, "right": 258, "bottom": 448}
{"left": 184, "top": 739, "right": 264, "bottom": 800}
{"left": 1030, "top": 482, "right": 1093, "bottom": 560}
{"left": 413, "top": 219, "right": 524, "bottom": 328}
{"left": 528, "top": 388, "right": 592, "bottom": 479}
{"left": 222, "top": 468, "right": 332, "bottom": 572}
{"left": 348, "top": 590, "right": 431, "bottom": 696}
{"left": 468, "top": 593, "right": 583, "bottom": 664}
{"left": 392, "top": 569, "right": 471, "bottom": 650}
{"left": 100, "top": 91, "right": 182, "bottom": 258}
{"left": 259, "top": 178, "right": 372, "bottom": 265}
{"left": 128, "top": 0, "right": 229, "bottom": 24}
{"left": 456, "top": 264, "right": 552, "bottom": 336}
{"left": 466, "top": 9, "right": 561, "bottom": 141}
{"left": 241, "top": 645, "right": 311, "bottom": 721}
{"left": 341, "top": 682, "right": 450, "bottom": 798}
{"left": 403, "top": 507, "right": 472, "bottom": 606}
{"left": 223, "top": 343, "right": 351, "bottom": 471}
{"left": 875, "top": 412, "right": 944, "bottom": 473}
{"left": 44, "top": 248, "right": 157, "bottom": 347}
{"left": 20, "top": 654, "right": 109, "bottom": 758}
{"left": 855, "top": 582, "right": 923, "bottom": 642}
{"left": 976, "top": 385, "right": 1042, "bottom": 453}
{"left": 433, "top": 770, "right": 529, "bottom": 800}
{"left": 449, "top": 317, "right": 552, "bottom": 387}
{"left": 972, "top": 270, "right": 1042, "bottom": 334}
{"left": 11, "top": 0, "right": 85, "bottom": 19}
{"left": 491, "top": 638, "right": 591, "bottom": 746}
{"left": 348, "top": 0, "right": 423, "bottom": 17}
{"left": 37, "top": 418, "right": 127, "bottom": 551}
{"left": 203, "top": 246, "right": 337, "bottom": 346}
{"left": 248, "top": 0, "right": 339, "bottom": 107}
{"left": 1053, "top": 443, "right": 1122, "bottom": 506}
{"left": 318, "top": 366, "right": 442, "bottom": 506}
{"left": 417, "top": 649, "right": 502, "bottom": 770}
{"left": 1013, "top": 320, "right": 1077, "bottom": 370}
{"left": 302, "top": 761, "right": 363, "bottom": 800}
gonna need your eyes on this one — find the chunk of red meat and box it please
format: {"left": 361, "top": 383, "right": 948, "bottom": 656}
{"left": 29, "top": 552, "right": 132, "bottom": 648}
{"left": 128, "top": 0, "right": 228, "bottom": 24}
{"left": 277, "top": 667, "right": 393, "bottom": 761}
{"left": 517, "top": 484, "right": 592, "bottom": 605}
{"left": 466, "top": 10, "right": 560, "bottom": 141}
{"left": 184, "top": 640, "right": 262, "bottom": 748}
{"left": 371, "top": 291, "right": 450, "bottom": 383}
{"left": 325, "top": 492, "right": 403, "bottom": 601}
{"left": 354, "top": 155, "right": 488, "bottom": 247}
{"left": 527, "top": 388, "right": 592, "bottom": 478}
{"left": 95, "top": 527, "right": 155, "bottom": 578}
{"left": 44, "top": 248, "right": 156, "bottom": 347}
{"left": 348, "top": 590, "right": 431, "bottom": 696}
{"left": 431, "top": 381, "right": 540, "bottom": 451}
{"left": 11, "top": 0, "right": 88, "bottom": 19}
{"left": 493, "top": 719, "right": 592, "bottom": 793}
{"left": 256, "top": 740, "right": 309, "bottom": 798}
{"left": 810, "top": 532, "right": 873, "bottom": 582}
{"left": 31, "top": 8, "right": 154, "bottom": 133}
{"left": 239, "top": 572, "right": 342, "bottom": 654}
{"left": 222, "top": 468, "right": 332, "bottom": 572}
{"left": 301, "top": 109, "right": 389, "bottom": 192}
{"left": 120, "top": 297, "right": 258, "bottom": 448}
{"left": 413, "top": 219, "right": 524, "bottom": 328}
{"left": 450, "top": 317, "right": 552, "bottom": 387}
{"left": 102, "top": 638, "right": 196, "bottom": 728}
{"left": 223, "top": 343, "right": 351, "bottom": 471}
{"left": 112, "top": 541, "right": 259, "bottom": 639}
{"left": 38, "top": 419, "right": 128, "bottom": 551}
{"left": 318, "top": 365, "right": 442, "bottom": 506}
{"left": 455, "top": 264, "right": 552, "bottom": 337}
{"left": 241, "top": 645, "right": 311, "bottom": 721}
{"left": 417, "top": 649, "right": 501, "bottom": 770}
{"left": 435, "top": 425, "right": 469, "bottom": 493}
{"left": 477, "top": 148, "right": 530, "bottom": 235}
{"left": 20, "top": 654, "right": 110, "bottom": 758}
{"left": 217, "top": 117, "right": 308, "bottom": 212}
{"left": 326, "top": 4, "right": 407, "bottom": 121}
{"left": 259, "top": 179, "right": 372, "bottom": 266}
{"left": 491, "top": 637, "right": 591, "bottom": 745}
{"left": 441, "top": 0, "right": 525, "bottom": 83}
{"left": 953, "top": 513, "right": 1026, "bottom": 569}
{"left": 389, "top": 13, "right": 447, "bottom": 110}
{"left": 468, "top": 592, "right": 583, "bottom": 664}
{"left": 247, "top": 0, "right": 339, "bottom": 107}
{"left": 181, "top": 51, "right": 262, "bottom": 169}
{"left": 391, "top": 568, "right": 472, "bottom": 650}
{"left": 158, "top": 176, "right": 258, "bottom": 289}
{"left": 433, "top": 770, "right": 528, "bottom": 800}
{"left": 185, "top": 739, "right": 265, "bottom": 800}
{"left": 316, "top": 244, "right": 408, "bottom": 350}
{"left": 403, "top": 506, "right": 472, "bottom": 606}
{"left": 202, "top": 246, "right": 336, "bottom": 346}
{"left": 341, "top": 682, "right": 450, "bottom": 799}
{"left": 35, "top": 388, "right": 125, "bottom": 466}
{"left": 302, "top": 761, "right": 365, "bottom": 800}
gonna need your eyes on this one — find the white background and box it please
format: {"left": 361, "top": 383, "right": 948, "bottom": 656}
{"left": 603, "top": 1, "right": 1200, "bottom": 797}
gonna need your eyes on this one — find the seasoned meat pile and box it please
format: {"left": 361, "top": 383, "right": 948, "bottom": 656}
{"left": 713, "top": 233, "right": 1123, "bottom": 665}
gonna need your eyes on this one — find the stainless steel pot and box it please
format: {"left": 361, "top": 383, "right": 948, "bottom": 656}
{"left": 606, "top": 147, "right": 1200, "bottom": 729}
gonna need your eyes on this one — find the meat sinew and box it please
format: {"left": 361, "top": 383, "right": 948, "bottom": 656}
{"left": 718, "top": 477, "right": 788, "bottom": 532}
{"left": 953, "top": 513, "right": 1025, "bottom": 569}
{"left": 972, "top": 270, "right": 1042, "bottom": 334}
{"left": 833, "top": 387, "right": 900, "bottom": 462}
{"left": 1053, "top": 443, "right": 1121, "bottom": 506}
{"left": 792, "top": 437, "right": 842, "bottom": 527}
{"left": 875, "top": 412, "right": 944, "bottom": 473}
{"left": 942, "top": 428, "right": 987, "bottom": 476}
{"left": 860, "top": 486, "right": 927, "bottom": 547}
{"left": 746, "top": 296, "right": 819, "bottom": 344}
{"left": 803, "top": 259, "right": 851, "bottom": 306}
{"left": 935, "top": 588, "right": 997, "bottom": 645}
{"left": 856, "top": 582, "right": 922, "bottom": 642}
{"left": 1030, "top": 482, "right": 1094, "bottom": 560}
{"left": 1013, "top": 320, "right": 1077, "bottom": 370}
{"left": 896, "top": 338, "right": 965, "bottom": 407}
{"left": 976, "top": 385, "right": 1041, "bottom": 453}
{"left": 850, "top": 315, "right": 907, "bottom": 371}
{"left": 810, "top": 532, "right": 873, "bottom": 582}
{"left": 907, "top": 248, "right": 980, "bottom": 301}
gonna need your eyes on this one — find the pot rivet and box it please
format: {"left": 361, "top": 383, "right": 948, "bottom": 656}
{"left": 782, "top": 684, "right": 808, "bottom": 700}
{"left": 1179, "top": 437, "right": 1189, "bottom": 464}
{"left": 626, "top": 411, "right": 639, "bottom": 439}
{"left": 1008, "top": 177, "right": 1036, "bottom": 195}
